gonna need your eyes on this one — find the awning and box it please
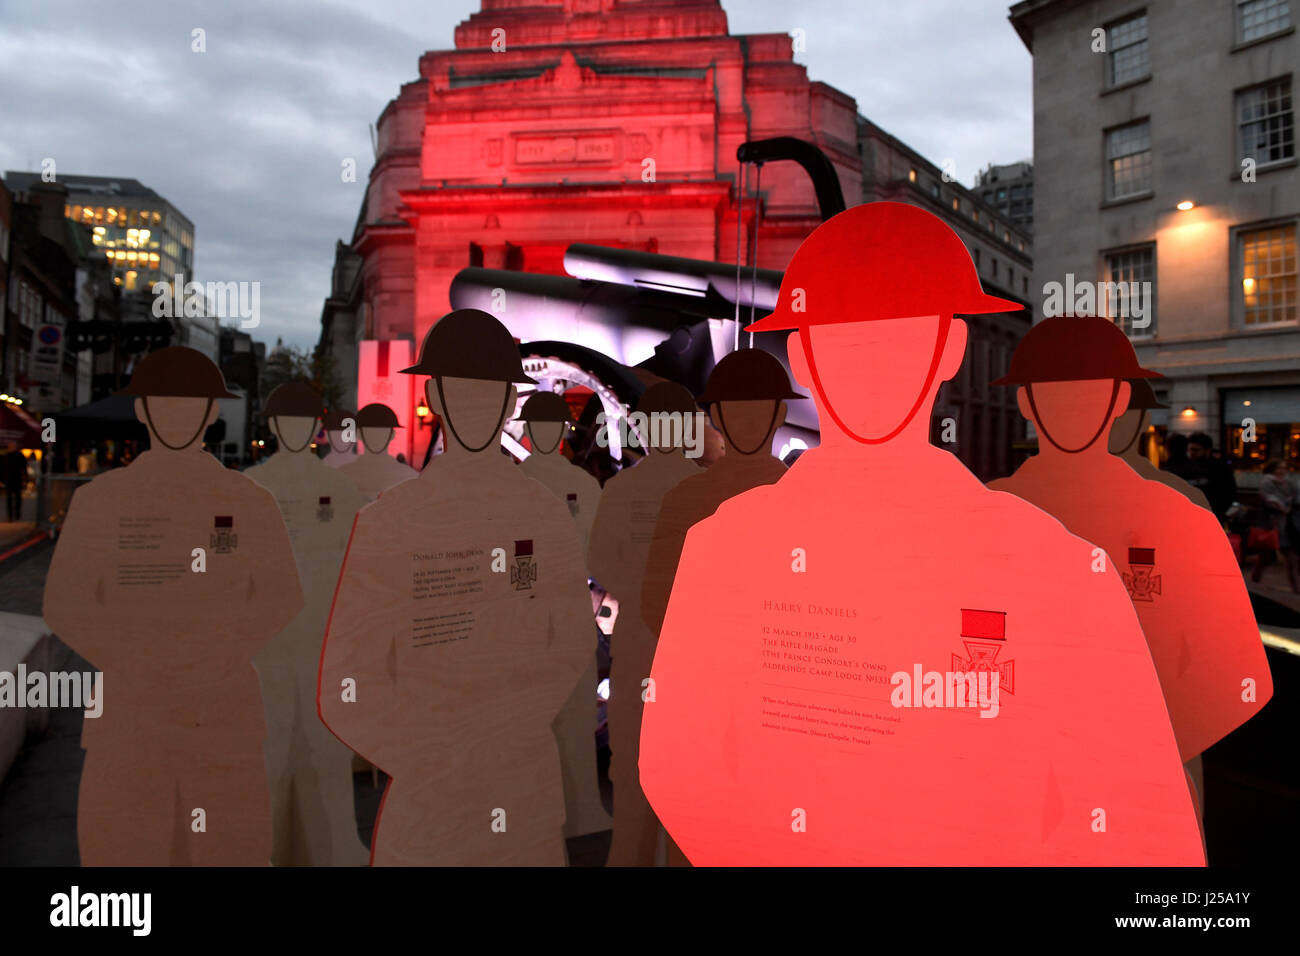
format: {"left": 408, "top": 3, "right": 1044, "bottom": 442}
{"left": 0, "top": 404, "right": 43, "bottom": 449}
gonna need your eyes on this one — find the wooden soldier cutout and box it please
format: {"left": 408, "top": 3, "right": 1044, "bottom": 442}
{"left": 244, "top": 383, "right": 368, "bottom": 866}
{"left": 641, "top": 350, "right": 801, "bottom": 640}
{"left": 1108, "top": 379, "right": 1211, "bottom": 805}
{"left": 1109, "top": 381, "right": 1213, "bottom": 512}
{"left": 587, "top": 381, "right": 702, "bottom": 866}
{"left": 319, "top": 310, "right": 592, "bottom": 865}
{"left": 516, "top": 392, "right": 611, "bottom": 838}
{"left": 339, "top": 403, "right": 417, "bottom": 500}
{"left": 639, "top": 204, "right": 1204, "bottom": 865}
{"left": 990, "top": 316, "right": 1272, "bottom": 766}
{"left": 321, "top": 407, "right": 357, "bottom": 469}
{"left": 43, "top": 346, "right": 304, "bottom": 865}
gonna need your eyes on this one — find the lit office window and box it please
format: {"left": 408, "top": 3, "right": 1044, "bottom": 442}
{"left": 1106, "top": 121, "right": 1152, "bottom": 199}
{"left": 1241, "top": 223, "right": 1297, "bottom": 325}
{"left": 1105, "top": 246, "right": 1156, "bottom": 337}
{"left": 1237, "top": 0, "right": 1291, "bottom": 43}
{"left": 908, "top": 168, "right": 917, "bottom": 183}
{"left": 1107, "top": 12, "right": 1149, "bottom": 87}
{"left": 1237, "top": 78, "right": 1294, "bottom": 166}
{"left": 952, "top": 196, "right": 960, "bottom": 211}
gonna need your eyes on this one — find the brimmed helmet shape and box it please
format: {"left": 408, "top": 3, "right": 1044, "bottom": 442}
{"left": 746, "top": 202, "right": 1023, "bottom": 444}
{"left": 117, "top": 346, "right": 235, "bottom": 450}
{"left": 996, "top": 315, "right": 1161, "bottom": 454}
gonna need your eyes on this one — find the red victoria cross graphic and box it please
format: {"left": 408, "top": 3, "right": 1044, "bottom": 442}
{"left": 510, "top": 539, "right": 537, "bottom": 590}
{"left": 951, "top": 608, "right": 1015, "bottom": 695}
{"left": 1122, "top": 547, "right": 1162, "bottom": 602}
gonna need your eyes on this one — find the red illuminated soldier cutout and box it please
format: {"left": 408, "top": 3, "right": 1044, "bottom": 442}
{"left": 638, "top": 203, "right": 1205, "bottom": 866}
{"left": 339, "top": 403, "right": 417, "bottom": 500}
{"left": 989, "top": 315, "right": 1272, "bottom": 765}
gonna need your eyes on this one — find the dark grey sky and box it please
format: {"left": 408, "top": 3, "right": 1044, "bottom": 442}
{"left": 0, "top": 0, "right": 1030, "bottom": 352}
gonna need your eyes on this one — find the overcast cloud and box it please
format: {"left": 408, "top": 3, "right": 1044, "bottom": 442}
{"left": 0, "top": 0, "right": 1030, "bottom": 352}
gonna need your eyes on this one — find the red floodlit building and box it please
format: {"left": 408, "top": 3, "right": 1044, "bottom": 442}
{"left": 319, "top": 0, "right": 1032, "bottom": 478}
{"left": 320, "top": 0, "right": 862, "bottom": 464}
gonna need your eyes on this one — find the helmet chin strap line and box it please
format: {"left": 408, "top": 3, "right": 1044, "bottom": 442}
{"left": 715, "top": 400, "right": 781, "bottom": 456}
{"left": 526, "top": 421, "right": 564, "bottom": 456}
{"left": 436, "top": 378, "right": 513, "bottom": 454}
{"left": 798, "top": 316, "right": 952, "bottom": 446}
{"left": 144, "top": 398, "right": 213, "bottom": 451}
{"left": 272, "top": 416, "right": 319, "bottom": 454}
{"left": 1026, "top": 380, "right": 1122, "bottom": 455}
{"left": 1117, "top": 410, "right": 1146, "bottom": 455}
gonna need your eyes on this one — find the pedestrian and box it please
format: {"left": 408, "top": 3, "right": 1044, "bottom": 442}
{"left": 2, "top": 445, "right": 27, "bottom": 521}
{"left": 1259, "top": 459, "right": 1300, "bottom": 593}
{"left": 1188, "top": 432, "right": 1237, "bottom": 521}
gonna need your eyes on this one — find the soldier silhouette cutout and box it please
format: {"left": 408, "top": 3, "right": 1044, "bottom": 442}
{"left": 640, "top": 349, "right": 802, "bottom": 868}
{"left": 587, "top": 380, "right": 701, "bottom": 866}
{"left": 339, "top": 403, "right": 417, "bottom": 499}
{"left": 321, "top": 406, "right": 357, "bottom": 469}
{"left": 515, "top": 392, "right": 612, "bottom": 839}
{"left": 1107, "top": 378, "right": 1212, "bottom": 807}
{"left": 43, "top": 346, "right": 303, "bottom": 865}
{"left": 319, "top": 309, "right": 592, "bottom": 865}
{"left": 638, "top": 203, "right": 1205, "bottom": 865}
{"left": 989, "top": 315, "right": 1272, "bottom": 769}
{"left": 244, "top": 383, "right": 368, "bottom": 866}
{"left": 1109, "top": 380, "right": 1213, "bottom": 512}
{"left": 641, "top": 349, "right": 802, "bottom": 640}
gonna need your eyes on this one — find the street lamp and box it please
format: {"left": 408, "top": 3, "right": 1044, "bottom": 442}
{"left": 416, "top": 397, "right": 433, "bottom": 427}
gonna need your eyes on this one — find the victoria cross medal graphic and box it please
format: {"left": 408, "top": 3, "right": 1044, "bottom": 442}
{"left": 509, "top": 538, "right": 538, "bottom": 591}
{"left": 1122, "top": 547, "right": 1162, "bottom": 602}
{"left": 951, "top": 608, "right": 1015, "bottom": 695}
{"left": 210, "top": 515, "right": 238, "bottom": 554}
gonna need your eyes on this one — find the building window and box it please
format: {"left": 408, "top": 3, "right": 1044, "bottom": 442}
{"left": 1237, "top": 0, "right": 1292, "bottom": 43}
{"left": 908, "top": 167, "right": 917, "bottom": 183}
{"left": 1022, "top": 275, "right": 1029, "bottom": 294}
{"left": 952, "top": 196, "right": 960, "bottom": 211}
{"left": 973, "top": 248, "right": 981, "bottom": 270}
{"left": 1237, "top": 78, "right": 1294, "bottom": 167}
{"left": 1105, "top": 246, "right": 1156, "bottom": 337}
{"left": 973, "top": 209, "right": 980, "bottom": 223}
{"left": 992, "top": 258, "right": 999, "bottom": 279}
{"left": 929, "top": 181, "right": 940, "bottom": 198}
{"left": 1105, "top": 120, "right": 1153, "bottom": 199}
{"left": 1106, "top": 11, "right": 1149, "bottom": 87}
{"left": 1008, "top": 266, "right": 1015, "bottom": 286}
{"left": 1241, "top": 223, "right": 1297, "bottom": 325}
